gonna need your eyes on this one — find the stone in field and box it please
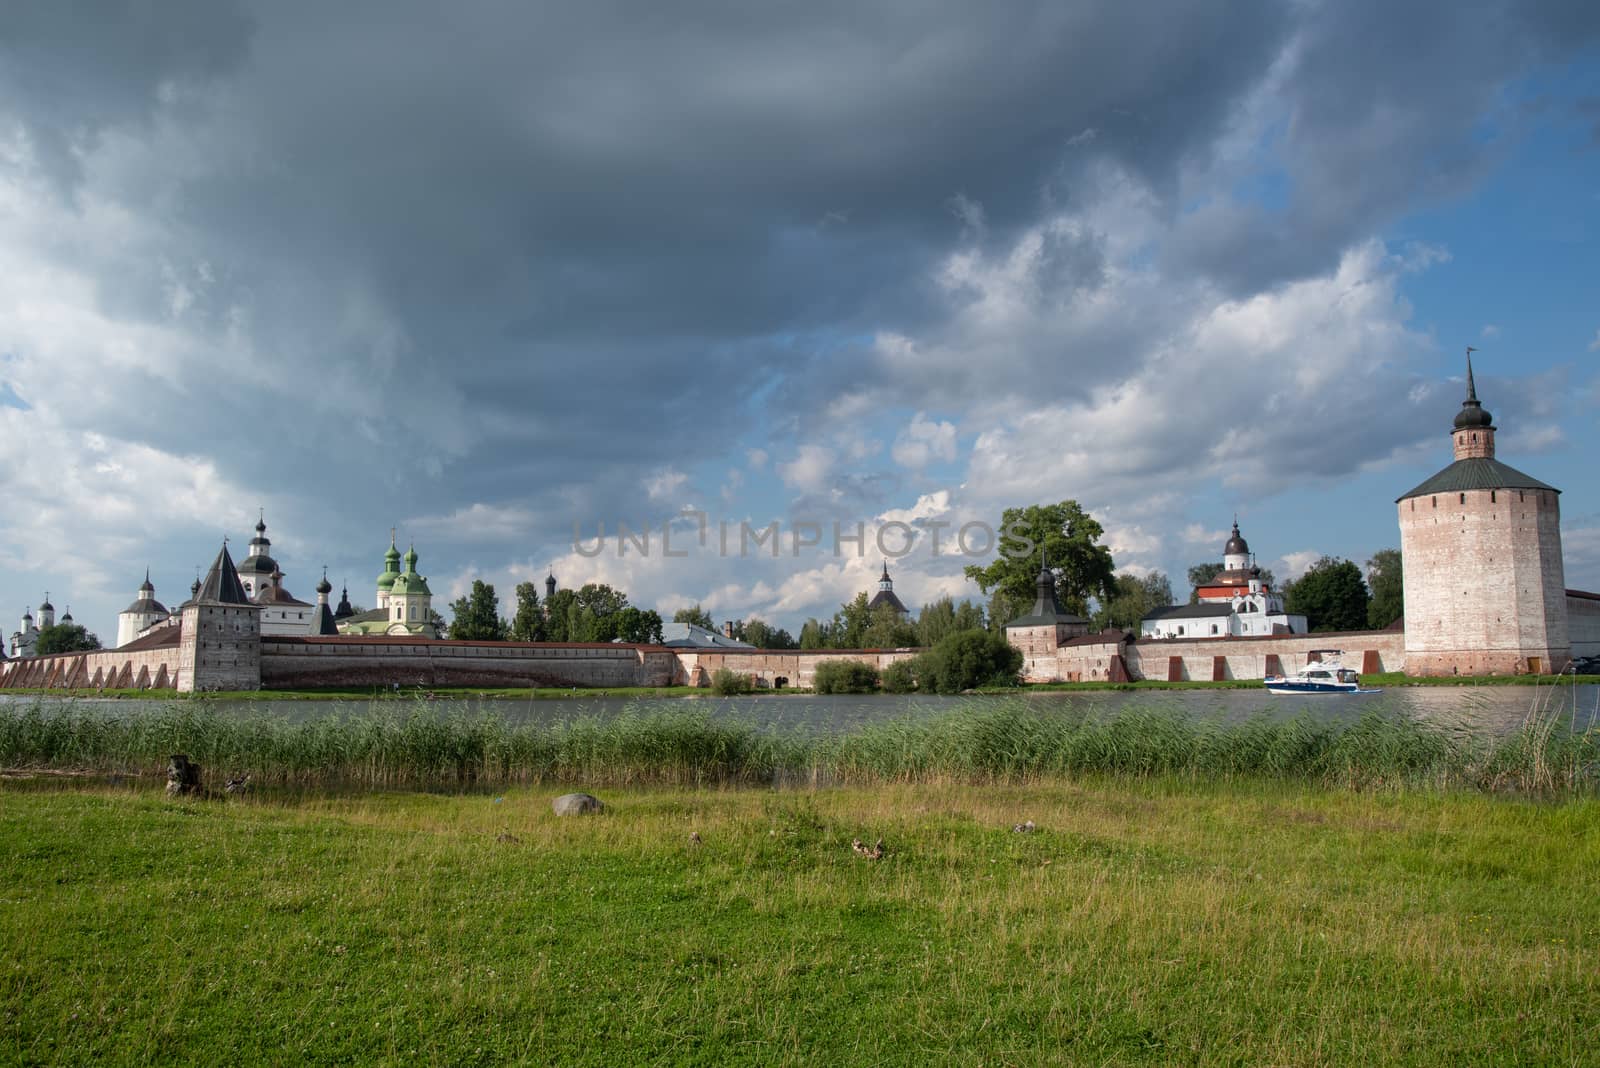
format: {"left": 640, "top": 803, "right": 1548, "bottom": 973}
{"left": 552, "top": 792, "right": 603, "bottom": 816}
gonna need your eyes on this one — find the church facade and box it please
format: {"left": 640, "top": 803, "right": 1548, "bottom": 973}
{"left": 1140, "top": 521, "right": 1307, "bottom": 640}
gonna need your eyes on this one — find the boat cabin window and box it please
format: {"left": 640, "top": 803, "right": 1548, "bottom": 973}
{"left": 1306, "top": 670, "right": 1330, "bottom": 679}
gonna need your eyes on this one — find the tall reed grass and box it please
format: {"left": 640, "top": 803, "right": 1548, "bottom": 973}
{"left": 0, "top": 697, "right": 1594, "bottom": 795}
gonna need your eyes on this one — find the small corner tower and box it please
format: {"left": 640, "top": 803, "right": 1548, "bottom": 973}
{"left": 1396, "top": 351, "right": 1570, "bottom": 675}
{"left": 1004, "top": 553, "right": 1090, "bottom": 677}
{"left": 866, "top": 560, "right": 910, "bottom": 617}
{"left": 177, "top": 541, "right": 263, "bottom": 692}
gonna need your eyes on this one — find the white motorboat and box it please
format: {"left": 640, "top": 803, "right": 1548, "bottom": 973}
{"left": 1264, "top": 654, "right": 1380, "bottom": 694}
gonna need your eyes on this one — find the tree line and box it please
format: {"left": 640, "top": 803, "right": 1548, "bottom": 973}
{"left": 448, "top": 580, "right": 663, "bottom": 644}
{"left": 441, "top": 502, "right": 1405, "bottom": 647}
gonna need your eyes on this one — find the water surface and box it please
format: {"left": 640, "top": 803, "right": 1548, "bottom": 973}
{"left": 6, "top": 683, "right": 1596, "bottom": 736}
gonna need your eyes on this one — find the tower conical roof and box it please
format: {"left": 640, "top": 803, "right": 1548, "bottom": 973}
{"left": 196, "top": 543, "right": 253, "bottom": 605}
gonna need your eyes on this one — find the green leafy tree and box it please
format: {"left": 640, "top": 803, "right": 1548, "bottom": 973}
{"left": 741, "top": 618, "right": 797, "bottom": 649}
{"left": 710, "top": 667, "right": 751, "bottom": 695}
{"left": 915, "top": 596, "right": 985, "bottom": 646}
{"left": 862, "top": 604, "right": 919, "bottom": 649}
{"left": 1283, "top": 557, "right": 1370, "bottom": 632}
{"left": 509, "top": 581, "right": 546, "bottom": 642}
{"left": 963, "top": 500, "right": 1116, "bottom": 618}
{"left": 34, "top": 623, "right": 101, "bottom": 655}
{"left": 798, "top": 618, "right": 831, "bottom": 650}
{"left": 984, "top": 589, "right": 1024, "bottom": 633}
{"left": 543, "top": 588, "right": 578, "bottom": 642}
{"left": 881, "top": 659, "right": 918, "bottom": 693}
{"left": 448, "top": 580, "right": 506, "bottom": 641}
{"left": 610, "top": 607, "right": 664, "bottom": 644}
{"left": 1093, "top": 571, "right": 1174, "bottom": 631}
{"left": 672, "top": 604, "right": 716, "bottom": 631}
{"left": 913, "top": 630, "right": 1023, "bottom": 694}
{"left": 811, "top": 660, "right": 880, "bottom": 694}
{"left": 1366, "top": 548, "right": 1404, "bottom": 630}
{"left": 555, "top": 583, "right": 636, "bottom": 642}
{"left": 830, "top": 591, "right": 873, "bottom": 649}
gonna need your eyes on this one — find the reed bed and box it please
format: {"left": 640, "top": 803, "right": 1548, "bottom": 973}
{"left": 1, "top": 697, "right": 1595, "bottom": 795}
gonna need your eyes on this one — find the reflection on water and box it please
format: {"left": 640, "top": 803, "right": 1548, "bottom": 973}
{"left": 4, "top": 683, "right": 1597, "bottom": 736}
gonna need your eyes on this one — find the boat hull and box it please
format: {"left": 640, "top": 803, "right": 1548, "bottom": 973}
{"left": 1264, "top": 680, "right": 1360, "bottom": 694}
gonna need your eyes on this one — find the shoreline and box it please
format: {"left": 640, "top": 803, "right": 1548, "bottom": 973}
{"left": 0, "top": 671, "right": 1595, "bottom": 702}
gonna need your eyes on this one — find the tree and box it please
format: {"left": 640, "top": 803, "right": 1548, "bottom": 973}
{"left": 1093, "top": 571, "right": 1174, "bottom": 631}
{"left": 34, "top": 623, "right": 101, "bottom": 655}
{"left": 862, "top": 604, "right": 919, "bottom": 649}
{"left": 543, "top": 588, "right": 578, "bottom": 642}
{"left": 963, "top": 500, "right": 1116, "bottom": 618}
{"left": 509, "top": 581, "right": 546, "bottom": 642}
{"left": 1283, "top": 557, "right": 1370, "bottom": 632}
{"left": 984, "top": 589, "right": 1024, "bottom": 633}
{"left": 672, "top": 604, "right": 716, "bottom": 631}
{"left": 913, "top": 630, "right": 1023, "bottom": 694}
{"left": 551, "top": 583, "right": 636, "bottom": 642}
{"left": 830, "top": 591, "right": 873, "bottom": 649}
{"left": 1366, "top": 548, "right": 1404, "bottom": 630}
{"left": 741, "top": 618, "right": 798, "bottom": 650}
{"left": 798, "top": 618, "right": 831, "bottom": 650}
{"left": 610, "top": 607, "right": 664, "bottom": 644}
{"left": 812, "top": 660, "right": 880, "bottom": 694}
{"left": 916, "top": 596, "right": 986, "bottom": 646}
{"left": 448, "top": 580, "right": 506, "bottom": 641}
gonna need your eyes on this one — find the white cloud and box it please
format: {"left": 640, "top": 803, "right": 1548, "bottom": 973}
{"left": 1276, "top": 551, "right": 1323, "bottom": 582}
{"left": 777, "top": 444, "right": 835, "bottom": 492}
{"left": 1481, "top": 323, "right": 1500, "bottom": 339}
{"left": 405, "top": 503, "right": 539, "bottom": 543}
{"left": 891, "top": 412, "right": 958, "bottom": 469}
{"left": 1183, "top": 523, "right": 1228, "bottom": 547}
{"left": 746, "top": 448, "right": 768, "bottom": 470}
{"left": 644, "top": 468, "right": 690, "bottom": 502}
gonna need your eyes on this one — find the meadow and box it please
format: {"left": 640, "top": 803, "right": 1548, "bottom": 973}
{"left": 2, "top": 700, "right": 1597, "bottom": 1064}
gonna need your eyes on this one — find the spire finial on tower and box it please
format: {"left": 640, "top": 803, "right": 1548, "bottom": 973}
{"left": 1452, "top": 346, "right": 1493, "bottom": 432}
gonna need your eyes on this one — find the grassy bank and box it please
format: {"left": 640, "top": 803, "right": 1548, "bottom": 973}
{"left": 2, "top": 699, "right": 1595, "bottom": 796}
{"left": 1, "top": 779, "right": 1596, "bottom": 1064}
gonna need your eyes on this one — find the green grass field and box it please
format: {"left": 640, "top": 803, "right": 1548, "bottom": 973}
{"left": 2, "top": 777, "right": 1596, "bottom": 1065}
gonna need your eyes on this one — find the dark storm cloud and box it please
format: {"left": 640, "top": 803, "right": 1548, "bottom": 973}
{"left": 0, "top": 0, "right": 1297, "bottom": 540}
{"left": 3, "top": 0, "right": 1594, "bottom": 573}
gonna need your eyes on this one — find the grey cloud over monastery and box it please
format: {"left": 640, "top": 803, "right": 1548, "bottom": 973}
{"left": 2, "top": 1, "right": 1599, "bottom": 633}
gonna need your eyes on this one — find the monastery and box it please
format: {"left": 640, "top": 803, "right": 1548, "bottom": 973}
{"left": 3, "top": 362, "right": 1596, "bottom": 692}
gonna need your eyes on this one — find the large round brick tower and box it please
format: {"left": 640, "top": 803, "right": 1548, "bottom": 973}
{"left": 1396, "top": 355, "right": 1570, "bottom": 675}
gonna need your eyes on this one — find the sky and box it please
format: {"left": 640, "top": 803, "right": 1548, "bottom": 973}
{"left": 2, "top": 0, "right": 1599, "bottom": 644}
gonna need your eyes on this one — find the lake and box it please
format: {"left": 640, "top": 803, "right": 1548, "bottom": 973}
{"left": 4, "top": 683, "right": 1597, "bottom": 736}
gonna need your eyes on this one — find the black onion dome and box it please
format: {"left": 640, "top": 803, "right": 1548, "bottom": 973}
{"left": 1454, "top": 354, "right": 1494, "bottom": 429}
{"left": 1453, "top": 399, "right": 1493, "bottom": 429}
{"left": 1223, "top": 522, "right": 1248, "bottom": 557}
